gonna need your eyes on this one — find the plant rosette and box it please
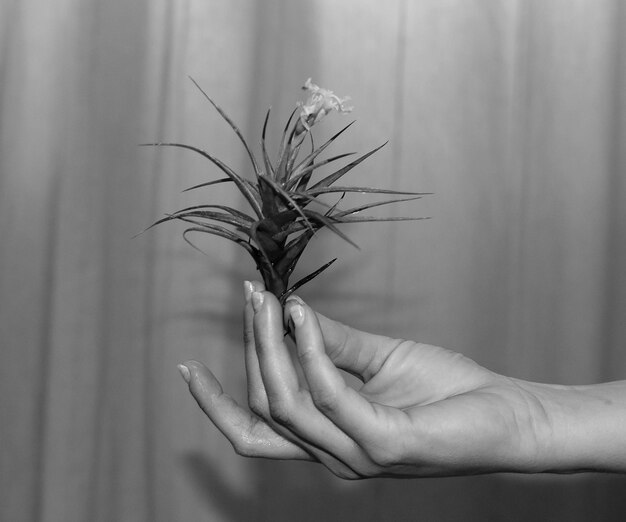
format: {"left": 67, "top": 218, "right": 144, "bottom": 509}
{"left": 143, "top": 78, "right": 428, "bottom": 304}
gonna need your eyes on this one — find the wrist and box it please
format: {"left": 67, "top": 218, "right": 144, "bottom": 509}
{"left": 510, "top": 378, "right": 626, "bottom": 474}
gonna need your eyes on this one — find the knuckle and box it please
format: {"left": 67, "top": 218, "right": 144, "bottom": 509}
{"left": 247, "top": 394, "right": 268, "bottom": 418}
{"left": 232, "top": 439, "right": 256, "bottom": 458}
{"left": 268, "top": 397, "right": 295, "bottom": 427}
{"left": 326, "top": 322, "right": 352, "bottom": 360}
{"left": 296, "top": 343, "right": 317, "bottom": 368}
{"left": 363, "top": 433, "right": 403, "bottom": 468}
{"left": 311, "top": 388, "right": 338, "bottom": 414}
{"left": 368, "top": 446, "right": 399, "bottom": 468}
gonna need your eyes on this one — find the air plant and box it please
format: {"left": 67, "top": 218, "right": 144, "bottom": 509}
{"left": 143, "top": 78, "right": 427, "bottom": 304}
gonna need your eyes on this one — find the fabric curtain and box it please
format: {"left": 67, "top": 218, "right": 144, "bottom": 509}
{"left": 2, "top": 0, "right": 625, "bottom": 520}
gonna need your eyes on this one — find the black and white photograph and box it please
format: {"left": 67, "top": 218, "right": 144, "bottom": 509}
{"left": 1, "top": 1, "right": 625, "bottom": 520}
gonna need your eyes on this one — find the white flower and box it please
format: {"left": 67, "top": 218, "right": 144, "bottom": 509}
{"left": 298, "top": 78, "right": 353, "bottom": 129}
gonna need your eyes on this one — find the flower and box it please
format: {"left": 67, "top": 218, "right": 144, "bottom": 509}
{"left": 298, "top": 78, "right": 353, "bottom": 130}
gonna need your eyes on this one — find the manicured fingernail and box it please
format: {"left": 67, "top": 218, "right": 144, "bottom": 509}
{"left": 290, "top": 303, "right": 305, "bottom": 327}
{"left": 251, "top": 291, "right": 264, "bottom": 312}
{"left": 177, "top": 363, "right": 191, "bottom": 383}
{"left": 244, "top": 280, "right": 254, "bottom": 302}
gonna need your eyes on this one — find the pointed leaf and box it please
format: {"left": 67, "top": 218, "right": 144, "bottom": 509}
{"left": 333, "top": 215, "right": 431, "bottom": 223}
{"left": 171, "top": 204, "right": 255, "bottom": 223}
{"left": 280, "top": 258, "right": 338, "bottom": 302}
{"left": 182, "top": 225, "right": 258, "bottom": 258}
{"left": 283, "top": 116, "right": 313, "bottom": 173}
{"left": 286, "top": 152, "right": 357, "bottom": 191}
{"left": 168, "top": 214, "right": 250, "bottom": 240}
{"left": 309, "top": 142, "right": 387, "bottom": 191}
{"left": 324, "top": 192, "right": 347, "bottom": 216}
{"left": 141, "top": 210, "right": 248, "bottom": 235}
{"left": 134, "top": 215, "right": 175, "bottom": 237}
{"left": 276, "top": 108, "right": 299, "bottom": 183}
{"left": 304, "top": 186, "right": 430, "bottom": 197}
{"left": 140, "top": 142, "right": 263, "bottom": 218}
{"left": 188, "top": 76, "right": 261, "bottom": 176}
{"left": 288, "top": 191, "right": 337, "bottom": 212}
{"left": 294, "top": 131, "right": 317, "bottom": 189}
{"left": 174, "top": 211, "right": 252, "bottom": 232}
{"left": 304, "top": 209, "right": 359, "bottom": 249}
{"left": 182, "top": 178, "right": 231, "bottom": 193}
{"left": 258, "top": 109, "right": 280, "bottom": 216}
{"left": 331, "top": 196, "right": 423, "bottom": 218}
{"left": 290, "top": 121, "right": 356, "bottom": 177}
{"left": 260, "top": 108, "right": 277, "bottom": 179}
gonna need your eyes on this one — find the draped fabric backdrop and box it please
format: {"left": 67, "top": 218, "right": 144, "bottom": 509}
{"left": 2, "top": 1, "right": 625, "bottom": 520}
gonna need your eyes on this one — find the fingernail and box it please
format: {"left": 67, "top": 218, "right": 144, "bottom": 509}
{"left": 251, "top": 291, "right": 264, "bottom": 312}
{"left": 244, "top": 280, "right": 254, "bottom": 302}
{"left": 286, "top": 295, "right": 305, "bottom": 306}
{"left": 290, "top": 303, "right": 305, "bottom": 327}
{"left": 177, "top": 363, "right": 191, "bottom": 383}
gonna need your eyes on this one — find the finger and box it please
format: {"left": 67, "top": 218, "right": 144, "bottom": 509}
{"left": 180, "top": 360, "right": 310, "bottom": 460}
{"left": 252, "top": 290, "right": 302, "bottom": 398}
{"left": 285, "top": 299, "right": 388, "bottom": 446}
{"left": 243, "top": 280, "right": 270, "bottom": 417}
{"left": 286, "top": 297, "right": 399, "bottom": 382}
{"left": 242, "top": 288, "right": 354, "bottom": 474}
{"left": 252, "top": 291, "right": 367, "bottom": 474}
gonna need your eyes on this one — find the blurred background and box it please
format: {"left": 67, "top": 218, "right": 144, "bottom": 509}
{"left": 1, "top": 0, "right": 625, "bottom": 520}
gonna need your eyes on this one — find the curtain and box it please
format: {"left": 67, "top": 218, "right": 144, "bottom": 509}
{"left": 1, "top": 0, "right": 625, "bottom": 520}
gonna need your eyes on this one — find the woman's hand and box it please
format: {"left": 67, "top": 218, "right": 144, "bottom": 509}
{"left": 178, "top": 281, "right": 626, "bottom": 478}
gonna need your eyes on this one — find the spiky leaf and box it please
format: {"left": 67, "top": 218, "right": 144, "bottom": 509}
{"left": 145, "top": 79, "right": 428, "bottom": 302}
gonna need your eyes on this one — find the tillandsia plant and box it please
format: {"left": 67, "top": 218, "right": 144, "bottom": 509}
{"left": 143, "top": 78, "right": 428, "bottom": 304}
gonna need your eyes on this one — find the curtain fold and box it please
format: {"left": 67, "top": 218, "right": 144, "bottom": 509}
{"left": 2, "top": 1, "right": 625, "bottom": 521}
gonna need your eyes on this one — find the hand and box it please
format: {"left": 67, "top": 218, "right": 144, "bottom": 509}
{"left": 179, "top": 281, "right": 564, "bottom": 478}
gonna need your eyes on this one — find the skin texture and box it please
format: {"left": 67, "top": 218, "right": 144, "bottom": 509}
{"left": 179, "top": 281, "right": 626, "bottom": 479}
